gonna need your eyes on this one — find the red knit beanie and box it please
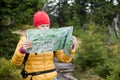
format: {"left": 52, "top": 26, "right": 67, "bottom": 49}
{"left": 33, "top": 11, "right": 50, "bottom": 27}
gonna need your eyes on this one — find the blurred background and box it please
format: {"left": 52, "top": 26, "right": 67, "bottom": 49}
{"left": 0, "top": 0, "right": 120, "bottom": 80}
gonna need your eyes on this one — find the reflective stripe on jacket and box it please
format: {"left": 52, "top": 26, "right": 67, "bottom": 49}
{"left": 11, "top": 36, "right": 75, "bottom": 80}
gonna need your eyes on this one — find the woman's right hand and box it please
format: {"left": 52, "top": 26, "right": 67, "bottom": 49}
{"left": 22, "top": 40, "right": 32, "bottom": 51}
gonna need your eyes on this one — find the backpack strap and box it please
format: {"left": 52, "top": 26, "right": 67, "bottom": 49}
{"left": 53, "top": 51, "right": 56, "bottom": 57}
{"left": 21, "top": 52, "right": 56, "bottom": 79}
{"left": 23, "top": 53, "right": 29, "bottom": 65}
{"left": 21, "top": 53, "right": 30, "bottom": 78}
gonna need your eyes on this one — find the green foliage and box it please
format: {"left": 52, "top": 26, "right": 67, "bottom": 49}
{"left": 0, "top": 0, "right": 43, "bottom": 27}
{"left": 0, "top": 58, "right": 22, "bottom": 80}
{"left": 0, "top": 30, "right": 19, "bottom": 59}
{"left": 48, "top": 0, "right": 120, "bottom": 29}
{"left": 0, "top": 0, "right": 120, "bottom": 79}
{"left": 73, "top": 23, "right": 120, "bottom": 80}
{"left": 95, "top": 57, "right": 120, "bottom": 80}
{"left": 37, "top": 0, "right": 45, "bottom": 10}
{"left": 105, "top": 58, "right": 120, "bottom": 80}
{"left": 74, "top": 24, "right": 108, "bottom": 70}
{"left": 73, "top": 26, "right": 84, "bottom": 37}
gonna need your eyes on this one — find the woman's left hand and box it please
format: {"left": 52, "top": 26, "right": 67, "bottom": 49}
{"left": 73, "top": 36, "right": 77, "bottom": 45}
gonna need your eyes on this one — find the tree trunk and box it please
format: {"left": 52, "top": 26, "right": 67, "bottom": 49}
{"left": 42, "top": 2, "right": 49, "bottom": 12}
{"left": 111, "top": 13, "right": 119, "bottom": 38}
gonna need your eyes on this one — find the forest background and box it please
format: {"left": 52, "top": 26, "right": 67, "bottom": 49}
{"left": 0, "top": 0, "right": 120, "bottom": 80}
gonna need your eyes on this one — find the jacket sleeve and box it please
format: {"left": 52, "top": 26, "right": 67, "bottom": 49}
{"left": 55, "top": 49, "right": 75, "bottom": 63}
{"left": 11, "top": 36, "right": 26, "bottom": 66}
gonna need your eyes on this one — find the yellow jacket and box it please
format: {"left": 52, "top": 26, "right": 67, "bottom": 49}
{"left": 11, "top": 36, "right": 75, "bottom": 80}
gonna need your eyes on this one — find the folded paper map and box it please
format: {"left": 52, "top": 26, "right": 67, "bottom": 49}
{"left": 26, "top": 26, "right": 73, "bottom": 56}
